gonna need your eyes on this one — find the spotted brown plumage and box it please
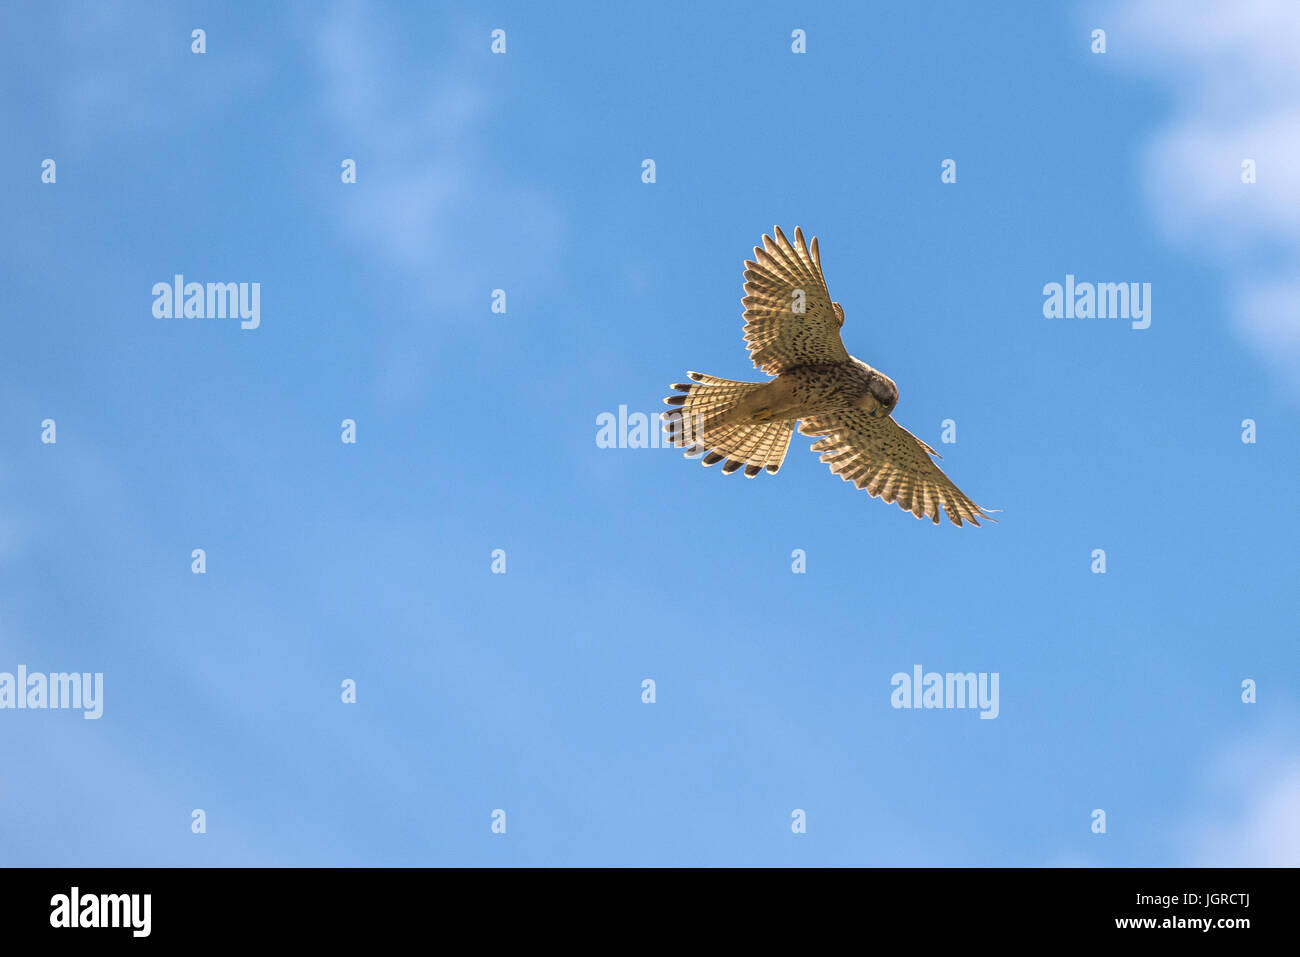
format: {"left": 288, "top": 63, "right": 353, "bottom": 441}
{"left": 799, "top": 412, "right": 991, "bottom": 526}
{"left": 742, "top": 228, "right": 849, "bottom": 374}
{"left": 662, "top": 226, "right": 996, "bottom": 527}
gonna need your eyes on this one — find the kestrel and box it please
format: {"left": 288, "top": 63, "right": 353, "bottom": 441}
{"left": 662, "top": 226, "right": 995, "bottom": 527}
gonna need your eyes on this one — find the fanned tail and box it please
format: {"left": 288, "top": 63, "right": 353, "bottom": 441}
{"left": 661, "top": 372, "right": 794, "bottom": 477}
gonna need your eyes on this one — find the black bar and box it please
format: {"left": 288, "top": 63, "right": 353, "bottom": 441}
{"left": 0, "top": 867, "right": 1279, "bottom": 942}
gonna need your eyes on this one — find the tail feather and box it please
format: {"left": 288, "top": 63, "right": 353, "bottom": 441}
{"left": 661, "top": 373, "right": 793, "bottom": 477}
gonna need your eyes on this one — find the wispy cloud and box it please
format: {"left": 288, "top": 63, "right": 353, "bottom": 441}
{"left": 312, "top": 4, "right": 480, "bottom": 273}
{"left": 310, "top": 2, "right": 564, "bottom": 282}
{"left": 307, "top": 2, "right": 566, "bottom": 402}
{"left": 1104, "top": 0, "right": 1300, "bottom": 388}
{"left": 1183, "top": 723, "right": 1300, "bottom": 866}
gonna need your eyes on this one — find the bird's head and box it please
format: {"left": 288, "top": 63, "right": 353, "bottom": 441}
{"left": 864, "top": 371, "right": 898, "bottom": 418}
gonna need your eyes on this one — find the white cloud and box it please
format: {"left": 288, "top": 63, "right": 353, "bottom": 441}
{"left": 306, "top": 3, "right": 568, "bottom": 403}
{"left": 1184, "top": 731, "right": 1300, "bottom": 866}
{"left": 312, "top": 4, "right": 476, "bottom": 272}
{"left": 1105, "top": 0, "right": 1300, "bottom": 386}
{"left": 310, "top": 1, "right": 563, "bottom": 282}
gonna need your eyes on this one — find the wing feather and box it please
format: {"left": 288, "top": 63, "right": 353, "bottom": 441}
{"left": 742, "top": 226, "right": 850, "bottom": 374}
{"left": 800, "top": 411, "right": 996, "bottom": 527}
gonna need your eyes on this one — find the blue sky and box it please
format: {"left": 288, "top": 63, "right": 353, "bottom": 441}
{"left": 2, "top": 0, "right": 1297, "bottom": 866}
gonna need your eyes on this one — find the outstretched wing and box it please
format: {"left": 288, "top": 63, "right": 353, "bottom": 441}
{"left": 799, "top": 411, "right": 996, "bottom": 527}
{"left": 742, "top": 226, "right": 851, "bottom": 375}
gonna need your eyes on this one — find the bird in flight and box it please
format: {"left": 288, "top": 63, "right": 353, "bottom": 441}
{"left": 662, "top": 226, "right": 995, "bottom": 527}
